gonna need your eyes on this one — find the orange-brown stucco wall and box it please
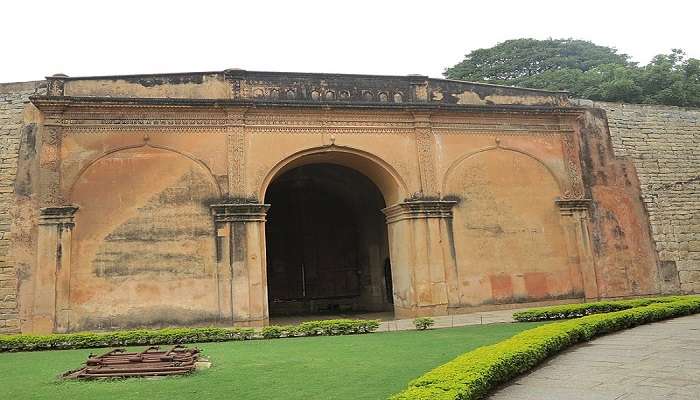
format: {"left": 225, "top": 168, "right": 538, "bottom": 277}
{"left": 0, "top": 72, "right": 672, "bottom": 333}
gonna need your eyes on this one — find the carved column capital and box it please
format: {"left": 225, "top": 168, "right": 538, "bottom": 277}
{"left": 210, "top": 203, "right": 270, "bottom": 223}
{"left": 39, "top": 205, "right": 79, "bottom": 226}
{"left": 382, "top": 200, "right": 457, "bottom": 224}
{"left": 555, "top": 199, "right": 592, "bottom": 216}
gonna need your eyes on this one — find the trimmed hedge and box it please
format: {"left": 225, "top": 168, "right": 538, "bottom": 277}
{"left": 0, "top": 318, "right": 380, "bottom": 352}
{"left": 391, "top": 296, "right": 700, "bottom": 400}
{"left": 260, "top": 319, "right": 380, "bottom": 339}
{"left": 512, "top": 295, "right": 689, "bottom": 322}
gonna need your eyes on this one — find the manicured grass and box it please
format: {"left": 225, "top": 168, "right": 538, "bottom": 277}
{"left": 0, "top": 322, "right": 541, "bottom": 400}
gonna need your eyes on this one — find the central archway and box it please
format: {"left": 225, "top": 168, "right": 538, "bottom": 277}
{"left": 264, "top": 163, "right": 393, "bottom": 317}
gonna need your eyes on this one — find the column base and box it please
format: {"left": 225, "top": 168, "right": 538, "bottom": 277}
{"left": 393, "top": 304, "right": 448, "bottom": 319}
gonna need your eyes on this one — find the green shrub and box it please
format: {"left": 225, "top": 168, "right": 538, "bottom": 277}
{"left": 512, "top": 295, "right": 689, "bottom": 322}
{"left": 261, "top": 325, "right": 284, "bottom": 339}
{"left": 390, "top": 296, "right": 700, "bottom": 400}
{"left": 293, "top": 319, "right": 380, "bottom": 336}
{"left": 0, "top": 318, "right": 381, "bottom": 352}
{"left": 414, "top": 317, "right": 435, "bottom": 330}
{"left": 0, "top": 326, "right": 255, "bottom": 352}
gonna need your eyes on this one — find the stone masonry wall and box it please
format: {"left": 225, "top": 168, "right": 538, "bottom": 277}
{"left": 594, "top": 101, "right": 700, "bottom": 293}
{"left": 0, "top": 81, "right": 43, "bottom": 333}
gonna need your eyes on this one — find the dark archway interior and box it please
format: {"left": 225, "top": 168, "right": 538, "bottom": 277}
{"left": 265, "top": 163, "right": 392, "bottom": 316}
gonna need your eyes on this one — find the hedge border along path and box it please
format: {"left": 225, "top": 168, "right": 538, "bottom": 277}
{"left": 512, "top": 295, "right": 688, "bottom": 322}
{"left": 390, "top": 296, "right": 700, "bottom": 400}
{"left": 0, "top": 318, "right": 380, "bottom": 352}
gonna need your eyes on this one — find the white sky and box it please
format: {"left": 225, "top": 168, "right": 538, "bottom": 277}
{"left": 2, "top": 0, "right": 698, "bottom": 82}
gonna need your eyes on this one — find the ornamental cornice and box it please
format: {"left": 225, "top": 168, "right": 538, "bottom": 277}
{"left": 382, "top": 200, "right": 458, "bottom": 224}
{"left": 32, "top": 96, "right": 580, "bottom": 135}
{"left": 39, "top": 205, "right": 79, "bottom": 226}
{"left": 48, "top": 112, "right": 577, "bottom": 136}
{"left": 210, "top": 203, "right": 270, "bottom": 223}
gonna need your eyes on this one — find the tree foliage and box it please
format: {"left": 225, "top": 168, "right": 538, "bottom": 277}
{"left": 445, "top": 39, "right": 700, "bottom": 107}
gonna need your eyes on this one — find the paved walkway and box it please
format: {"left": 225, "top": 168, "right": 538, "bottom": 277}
{"left": 271, "top": 309, "right": 516, "bottom": 332}
{"left": 376, "top": 309, "right": 515, "bottom": 332}
{"left": 489, "top": 314, "right": 700, "bottom": 400}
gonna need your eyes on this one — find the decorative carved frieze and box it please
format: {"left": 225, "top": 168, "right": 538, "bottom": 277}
{"left": 49, "top": 106, "right": 577, "bottom": 137}
{"left": 39, "top": 126, "right": 64, "bottom": 206}
{"left": 382, "top": 200, "right": 457, "bottom": 224}
{"left": 227, "top": 110, "right": 248, "bottom": 197}
{"left": 408, "top": 75, "right": 429, "bottom": 102}
{"left": 31, "top": 95, "right": 582, "bottom": 136}
{"left": 561, "top": 132, "right": 585, "bottom": 200}
{"left": 210, "top": 203, "right": 270, "bottom": 223}
{"left": 223, "top": 69, "right": 414, "bottom": 104}
{"left": 227, "top": 130, "right": 246, "bottom": 196}
{"left": 46, "top": 77, "right": 65, "bottom": 97}
{"left": 413, "top": 113, "right": 438, "bottom": 195}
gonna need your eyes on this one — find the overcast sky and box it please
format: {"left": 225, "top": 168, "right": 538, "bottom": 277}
{"left": 2, "top": 0, "right": 698, "bottom": 82}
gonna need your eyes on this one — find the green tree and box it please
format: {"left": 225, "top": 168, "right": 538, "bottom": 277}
{"left": 445, "top": 39, "right": 700, "bottom": 107}
{"left": 638, "top": 49, "right": 700, "bottom": 107}
{"left": 444, "top": 38, "right": 632, "bottom": 84}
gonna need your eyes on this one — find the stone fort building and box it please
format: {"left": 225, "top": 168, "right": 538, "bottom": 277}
{"left": 0, "top": 70, "right": 697, "bottom": 333}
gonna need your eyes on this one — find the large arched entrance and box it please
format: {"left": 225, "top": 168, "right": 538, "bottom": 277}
{"left": 264, "top": 163, "right": 392, "bottom": 317}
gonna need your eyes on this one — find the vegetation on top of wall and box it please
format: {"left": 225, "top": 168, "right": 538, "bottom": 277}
{"left": 445, "top": 39, "right": 700, "bottom": 107}
{"left": 390, "top": 296, "right": 700, "bottom": 400}
{"left": 0, "top": 319, "right": 380, "bottom": 352}
{"left": 512, "top": 295, "right": 688, "bottom": 321}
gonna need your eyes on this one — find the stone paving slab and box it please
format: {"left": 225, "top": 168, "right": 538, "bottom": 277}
{"left": 489, "top": 314, "right": 700, "bottom": 400}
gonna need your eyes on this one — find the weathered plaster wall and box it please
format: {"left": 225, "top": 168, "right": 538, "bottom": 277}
{"left": 593, "top": 102, "right": 700, "bottom": 293}
{"left": 445, "top": 148, "right": 581, "bottom": 306}
{"left": 3, "top": 70, "right": 693, "bottom": 333}
{"left": 0, "top": 81, "right": 44, "bottom": 333}
{"left": 69, "top": 145, "right": 222, "bottom": 330}
{"left": 575, "top": 108, "right": 660, "bottom": 297}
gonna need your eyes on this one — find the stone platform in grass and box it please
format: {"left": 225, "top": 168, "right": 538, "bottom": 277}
{"left": 489, "top": 314, "right": 700, "bottom": 400}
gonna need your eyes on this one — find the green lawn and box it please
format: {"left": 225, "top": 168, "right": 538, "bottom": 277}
{"left": 0, "top": 322, "right": 542, "bottom": 400}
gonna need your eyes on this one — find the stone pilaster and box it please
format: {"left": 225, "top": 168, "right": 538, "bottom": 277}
{"left": 383, "top": 200, "right": 458, "bottom": 318}
{"left": 211, "top": 203, "right": 270, "bottom": 326}
{"left": 556, "top": 199, "right": 598, "bottom": 299}
{"left": 33, "top": 205, "right": 78, "bottom": 333}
